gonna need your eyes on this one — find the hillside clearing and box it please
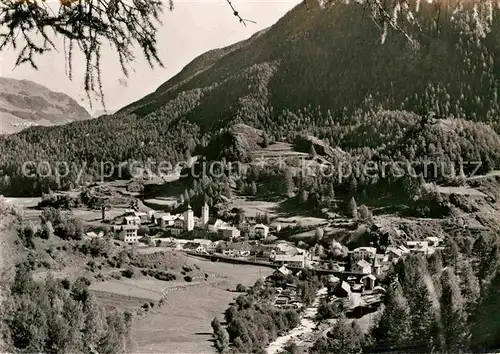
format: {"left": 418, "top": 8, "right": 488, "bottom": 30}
{"left": 131, "top": 285, "right": 236, "bottom": 354}
{"left": 90, "top": 256, "right": 272, "bottom": 354}
{"left": 230, "top": 198, "right": 281, "bottom": 218}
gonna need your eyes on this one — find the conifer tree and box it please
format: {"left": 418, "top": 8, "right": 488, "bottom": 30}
{"left": 470, "top": 271, "right": 500, "bottom": 350}
{"left": 459, "top": 261, "right": 480, "bottom": 321}
{"left": 349, "top": 197, "right": 358, "bottom": 220}
{"left": 249, "top": 182, "right": 257, "bottom": 196}
{"left": 371, "top": 281, "right": 412, "bottom": 348}
{"left": 309, "top": 144, "right": 317, "bottom": 157}
{"left": 211, "top": 317, "right": 230, "bottom": 353}
{"left": 439, "top": 268, "right": 467, "bottom": 351}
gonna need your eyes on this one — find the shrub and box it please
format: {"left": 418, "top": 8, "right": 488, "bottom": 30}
{"left": 121, "top": 268, "right": 135, "bottom": 278}
{"left": 184, "top": 275, "right": 193, "bottom": 282}
{"left": 236, "top": 283, "right": 247, "bottom": 292}
{"left": 61, "top": 278, "right": 71, "bottom": 290}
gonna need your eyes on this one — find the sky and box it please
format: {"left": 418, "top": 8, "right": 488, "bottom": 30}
{"left": 0, "top": 0, "right": 301, "bottom": 115}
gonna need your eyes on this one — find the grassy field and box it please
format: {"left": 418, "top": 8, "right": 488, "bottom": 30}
{"left": 250, "top": 142, "right": 308, "bottom": 159}
{"left": 143, "top": 197, "right": 178, "bottom": 209}
{"left": 275, "top": 216, "right": 328, "bottom": 228}
{"left": 90, "top": 278, "right": 214, "bottom": 312}
{"left": 230, "top": 197, "right": 281, "bottom": 218}
{"left": 3, "top": 197, "right": 41, "bottom": 222}
{"left": 88, "top": 253, "right": 272, "bottom": 353}
{"left": 131, "top": 285, "right": 237, "bottom": 353}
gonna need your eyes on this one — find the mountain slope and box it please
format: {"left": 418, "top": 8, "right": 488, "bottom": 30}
{"left": 116, "top": 0, "right": 500, "bottom": 132}
{"left": 0, "top": 78, "right": 91, "bottom": 134}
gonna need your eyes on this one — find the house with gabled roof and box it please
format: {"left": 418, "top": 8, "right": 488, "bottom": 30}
{"left": 275, "top": 265, "right": 292, "bottom": 277}
{"left": 274, "top": 254, "right": 310, "bottom": 268}
{"left": 333, "top": 281, "right": 352, "bottom": 298}
{"left": 219, "top": 241, "right": 251, "bottom": 257}
{"left": 362, "top": 274, "right": 377, "bottom": 291}
{"left": 353, "top": 247, "right": 377, "bottom": 259}
{"left": 385, "top": 247, "right": 403, "bottom": 262}
{"left": 353, "top": 259, "right": 372, "bottom": 274}
{"left": 119, "top": 224, "right": 139, "bottom": 243}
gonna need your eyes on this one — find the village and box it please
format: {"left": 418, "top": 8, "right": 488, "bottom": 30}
{"left": 84, "top": 200, "right": 446, "bottom": 321}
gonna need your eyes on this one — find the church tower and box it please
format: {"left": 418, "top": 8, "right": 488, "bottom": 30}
{"left": 201, "top": 202, "right": 209, "bottom": 227}
{"left": 184, "top": 204, "right": 194, "bottom": 231}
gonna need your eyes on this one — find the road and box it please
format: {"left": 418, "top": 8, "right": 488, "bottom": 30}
{"left": 466, "top": 170, "right": 500, "bottom": 181}
{"left": 266, "top": 287, "right": 328, "bottom": 354}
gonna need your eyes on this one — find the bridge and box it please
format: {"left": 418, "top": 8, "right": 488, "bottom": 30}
{"left": 184, "top": 251, "right": 367, "bottom": 282}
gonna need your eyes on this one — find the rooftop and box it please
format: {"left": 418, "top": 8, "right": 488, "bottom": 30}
{"left": 193, "top": 238, "right": 212, "bottom": 246}
{"left": 275, "top": 254, "right": 305, "bottom": 262}
{"left": 183, "top": 242, "right": 201, "bottom": 250}
{"left": 124, "top": 216, "right": 140, "bottom": 220}
{"left": 353, "top": 247, "right": 377, "bottom": 254}
{"left": 220, "top": 241, "right": 251, "bottom": 251}
{"left": 276, "top": 266, "right": 292, "bottom": 276}
{"left": 385, "top": 247, "right": 403, "bottom": 257}
{"left": 255, "top": 223, "right": 269, "bottom": 229}
{"left": 121, "top": 225, "right": 139, "bottom": 230}
{"left": 357, "top": 260, "right": 372, "bottom": 268}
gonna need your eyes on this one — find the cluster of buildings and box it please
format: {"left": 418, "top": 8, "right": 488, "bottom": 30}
{"left": 157, "top": 237, "right": 314, "bottom": 268}
{"left": 347, "top": 236, "right": 444, "bottom": 277}
{"left": 100, "top": 206, "right": 444, "bottom": 300}
{"left": 267, "top": 266, "right": 304, "bottom": 309}
{"left": 109, "top": 203, "right": 274, "bottom": 245}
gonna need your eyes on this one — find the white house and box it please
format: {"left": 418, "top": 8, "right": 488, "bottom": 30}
{"left": 209, "top": 219, "right": 229, "bottom": 233}
{"left": 385, "top": 247, "right": 403, "bottom": 262}
{"left": 193, "top": 239, "right": 215, "bottom": 253}
{"left": 353, "top": 259, "right": 372, "bottom": 274}
{"left": 120, "top": 225, "right": 139, "bottom": 243}
{"left": 220, "top": 242, "right": 251, "bottom": 257}
{"left": 174, "top": 216, "right": 185, "bottom": 229}
{"left": 125, "top": 210, "right": 149, "bottom": 223}
{"left": 219, "top": 227, "right": 241, "bottom": 240}
{"left": 123, "top": 216, "right": 141, "bottom": 226}
{"left": 274, "top": 254, "right": 310, "bottom": 268}
{"left": 153, "top": 212, "right": 172, "bottom": 225}
{"left": 425, "top": 237, "right": 442, "bottom": 247}
{"left": 352, "top": 247, "right": 377, "bottom": 259}
{"left": 159, "top": 214, "right": 178, "bottom": 227}
{"left": 406, "top": 241, "right": 430, "bottom": 254}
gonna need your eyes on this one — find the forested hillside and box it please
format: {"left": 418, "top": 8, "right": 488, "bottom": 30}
{"left": 1, "top": 0, "right": 500, "bottom": 196}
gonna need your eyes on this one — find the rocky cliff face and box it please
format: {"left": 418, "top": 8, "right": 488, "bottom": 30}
{"left": 0, "top": 78, "right": 91, "bottom": 134}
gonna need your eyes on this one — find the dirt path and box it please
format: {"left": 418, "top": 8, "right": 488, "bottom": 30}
{"left": 466, "top": 170, "right": 500, "bottom": 181}
{"left": 266, "top": 287, "right": 328, "bottom": 354}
